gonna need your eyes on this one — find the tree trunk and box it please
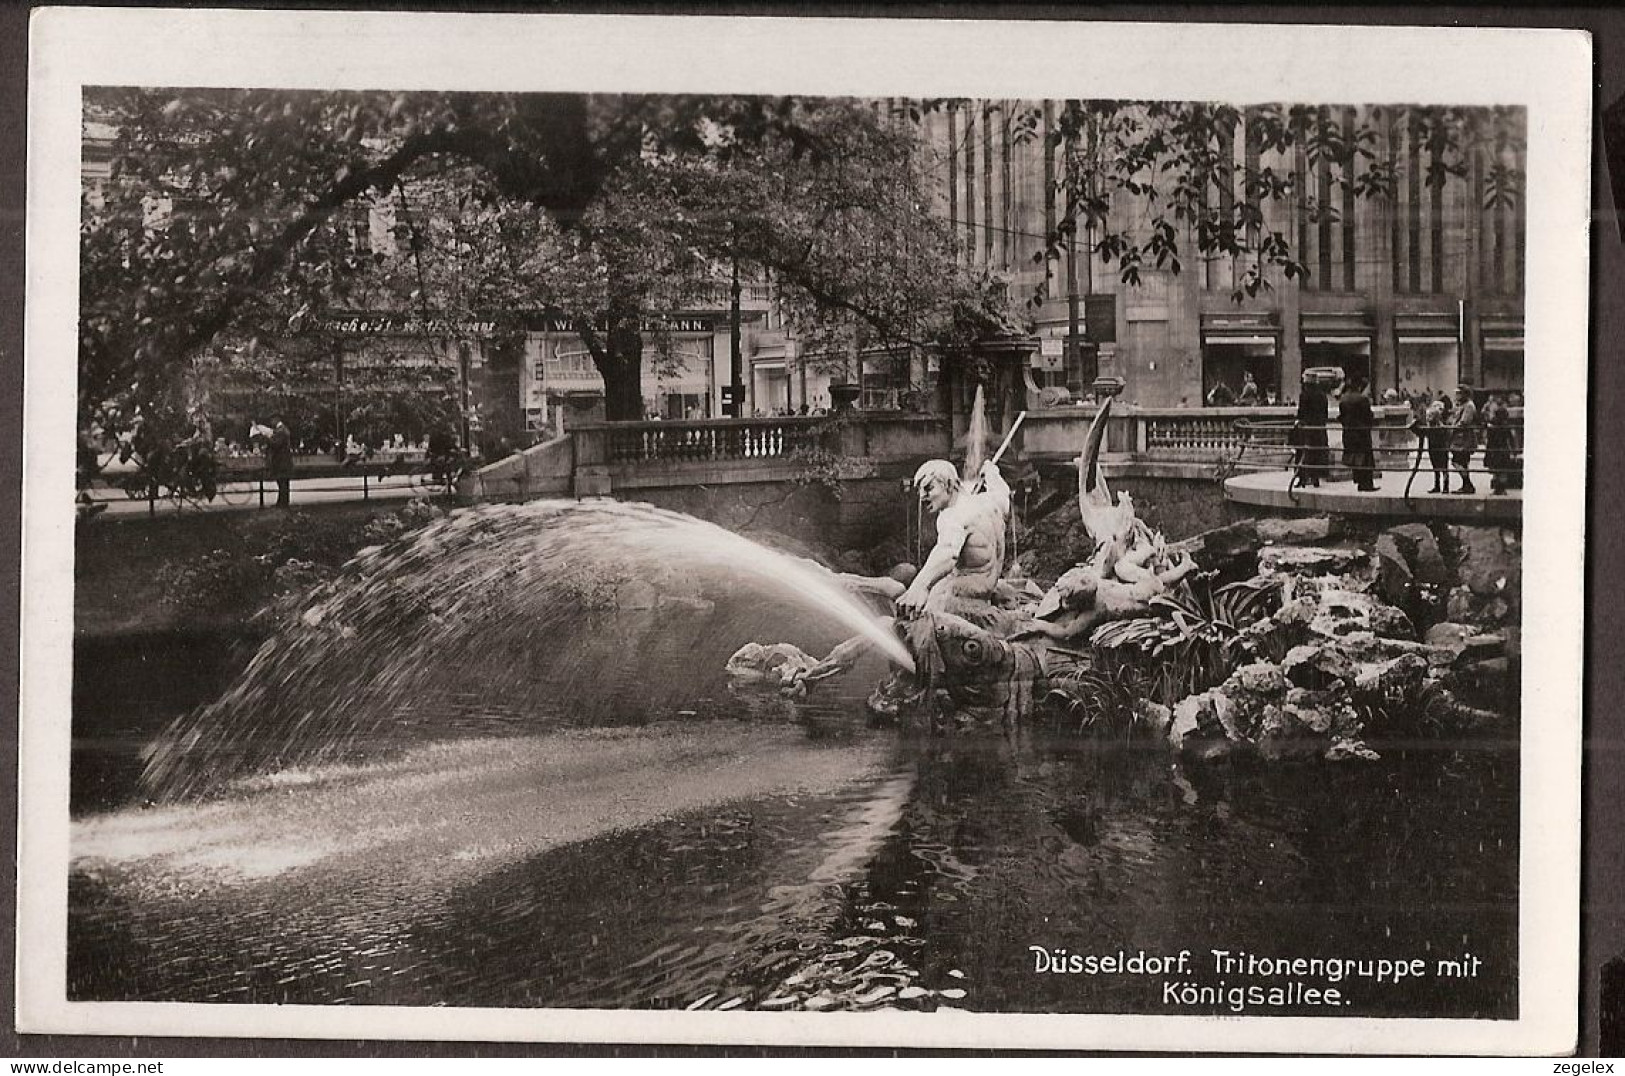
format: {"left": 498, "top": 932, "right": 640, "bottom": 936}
{"left": 600, "top": 315, "right": 646, "bottom": 422}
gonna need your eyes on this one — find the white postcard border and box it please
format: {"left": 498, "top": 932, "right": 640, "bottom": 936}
{"left": 18, "top": 8, "right": 1592, "bottom": 1054}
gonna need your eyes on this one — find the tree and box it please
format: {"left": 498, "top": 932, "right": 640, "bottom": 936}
{"left": 663, "top": 99, "right": 1014, "bottom": 394}
{"left": 1029, "top": 100, "right": 1524, "bottom": 304}
{"left": 83, "top": 89, "right": 995, "bottom": 432}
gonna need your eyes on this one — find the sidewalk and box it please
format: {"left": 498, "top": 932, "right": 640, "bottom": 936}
{"left": 79, "top": 471, "right": 447, "bottom": 518}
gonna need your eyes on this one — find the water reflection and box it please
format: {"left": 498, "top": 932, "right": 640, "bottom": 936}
{"left": 69, "top": 716, "right": 1517, "bottom": 1018}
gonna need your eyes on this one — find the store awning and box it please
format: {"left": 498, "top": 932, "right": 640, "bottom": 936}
{"left": 1203, "top": 334, "right": 1277, "bottom": 347}
{"left": 1301, "top": 311, "right": 1374, "bottom": 345}
{"left": 1201, "top": 313, "right": 1278, "bottom": 347}
{"left": 1395, "top": 312, "right": 1459, "bottom": 338}
{"left": 1303, "top": 335, "right": 1372, "bottom": 345}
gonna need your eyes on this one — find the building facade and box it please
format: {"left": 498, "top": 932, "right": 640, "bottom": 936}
{"left": 912, "top": 100, "right": 1527, "bottom": 406}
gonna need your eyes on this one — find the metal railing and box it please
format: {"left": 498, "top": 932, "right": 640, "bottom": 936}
{"left": 1230, "top": 416, "right": 1525, "bottom": 504}
{"left": 80, "top": 457, "right": 456, "bottom": 517}
{"left": 597, "top": 416, "right": 830, "bottom": 465}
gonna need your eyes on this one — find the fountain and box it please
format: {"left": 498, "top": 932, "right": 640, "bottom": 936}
{"left": 138, "top": 499, "right": 913, "bottom": 802}
{"left": 727, "top": 398, "right": 1513, "bottom": 758}
{"left": 70, "top": 395, "right": 1522, "bottom": 1016}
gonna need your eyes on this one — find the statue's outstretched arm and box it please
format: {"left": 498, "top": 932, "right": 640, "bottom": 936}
{"left": 899, "top": 512, "right": 969, "bottom": 613}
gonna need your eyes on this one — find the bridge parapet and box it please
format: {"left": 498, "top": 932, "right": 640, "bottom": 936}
{"left": 577, "top": 415, "right": 832, "bottom": 467}
{"left": 470, "top": 405, "right": 1426, "bottom": 502}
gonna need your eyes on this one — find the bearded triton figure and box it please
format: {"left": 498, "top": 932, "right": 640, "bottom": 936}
{"left": 897, "top": 458, "right": 1013, "bottom": 616}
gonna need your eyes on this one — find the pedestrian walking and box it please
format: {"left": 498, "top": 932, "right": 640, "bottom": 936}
{"left": 1449, "top": 385, "right": 1480, "bottom": 494}
{"left": 1338, "top": 376, "right": 1377, "bottom": 492}
{"left": 267, "top": 419, "right": 295, "bottom": 507}
{"left": 178, "top": 407, "right": 218, "bottom": 501}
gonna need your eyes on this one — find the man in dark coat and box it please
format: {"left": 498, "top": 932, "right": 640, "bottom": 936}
{"left": 267, "top": 419, "right": 295, "bottom": 507}
{"left": 1338, "top": 376, "right": 1377, "bottom": 492}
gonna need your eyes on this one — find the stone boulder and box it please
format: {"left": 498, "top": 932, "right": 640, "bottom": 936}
{"left": 1450, "top": 525, "right": 1521, "bottom": 596}
{"left": 1438, "top": 525, "right": 1521, "bottom": 628}
{"left": 1422, "top": 622, "right": 1506, "bottom": 661}
{"left": 1385, "top": 523, "right": 1449, "bottom": 584}
{"left": 1352, "top": 653, "right": 1430, "bottom": 707}
{"left": 1171, "top": 520, "right": 1259, "bottom": 578}
{"left": 1373, "top": 533, "right": 1415, "bottom": 608}
{"left": 724, "top": 641, "right": 820, "bottom": 688}
{"left": 1283, "top": 643, "right": 1359, "bottom": 689}
{"left": 1305, "top": 586, "right": 1415, "bottom": 641}
{"left": 1165, "top": 660, "right": 1373, "bottom": 762}
{"left": 1256, "top": 516, "right": 1335, "bottom": 546}
{"left": 1261, "top": 545, "right": 1370, "bottom": 577}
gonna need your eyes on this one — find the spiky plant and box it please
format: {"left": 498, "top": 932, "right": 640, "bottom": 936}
{"left": 1089, "top": 572, "right": 1282, "bottom": 707}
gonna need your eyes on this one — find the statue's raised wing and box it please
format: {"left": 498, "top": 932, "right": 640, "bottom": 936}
{"left": 1077, "top": 397, "right": 1137, "bottom": 559}
{"left": 1076, "top": 397, "right": 1114, "bottom": 511}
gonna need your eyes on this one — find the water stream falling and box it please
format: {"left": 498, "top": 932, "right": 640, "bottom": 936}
{"left": 961, "top": 384, "right": 990, "bottom": 483}
{"left": 138, "top": 499, "right": 913, "bottom": 802}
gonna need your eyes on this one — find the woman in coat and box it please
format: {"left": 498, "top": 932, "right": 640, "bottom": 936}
{"left": 1291, "top": 377, "right": 1331, "bottom": 487}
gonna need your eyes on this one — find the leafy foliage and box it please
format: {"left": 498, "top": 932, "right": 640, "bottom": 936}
{"left": 1090, "top": 572, "right": 1282, "bottom": 706}
{"left": 1042, "top": 651, "right": 1148, "bottom": 736}
{"left": 1022, "top": 100, "right": 1522, "bottom": 304}
{"left": 82, "top": 90, "right": 1002, "bottom": 432}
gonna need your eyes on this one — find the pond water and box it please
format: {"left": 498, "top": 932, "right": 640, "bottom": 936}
{"left": 69, "top": 619, "right": 1518, "bottom": 1020}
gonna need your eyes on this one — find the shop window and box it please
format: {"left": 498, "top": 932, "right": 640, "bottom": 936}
{"left": 1201, "top": 340, "right": 1280, "bottom": 406}
{"left": 1480, "top": 344, "right": 1524, "bottom": 392}
{"left": 663, "top": 392, "right": 711, "bottom": 420}
{"left": 753, "top": 367, "right": 790, "bottom": 415}
{"left": 860, "top": 353, "right": 910, "bottom": 410}
{"left": 1395, "top": 339, "right": 1459, "bottom": 397}
{"left": 1301, "top": 339, "right": 1373, "bottom": 390}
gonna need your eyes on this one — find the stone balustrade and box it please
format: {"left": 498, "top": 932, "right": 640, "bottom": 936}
{"left": 471, "top": 404, "right": 1471, "bottom": 501}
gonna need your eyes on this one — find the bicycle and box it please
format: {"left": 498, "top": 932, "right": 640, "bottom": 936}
{"left": 413, "top": 448, "right": 472, "bottom": 497}
{"left": 112, "top": 442, "right": 251, "bottom": 512}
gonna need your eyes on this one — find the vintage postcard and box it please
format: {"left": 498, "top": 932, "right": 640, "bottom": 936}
{"left": 18, "top": 9, "right": 1590, "bottom": 1053}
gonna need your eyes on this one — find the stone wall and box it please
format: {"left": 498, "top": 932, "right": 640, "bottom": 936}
{"left": 606, "top": 469, "right": 915, "bottom": 567}
{"left": 1107, "top": 475, "right": 1241, "bottom": 542}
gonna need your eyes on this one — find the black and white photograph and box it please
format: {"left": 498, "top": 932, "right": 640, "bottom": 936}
{"left": 15, "top": 10, "right": 1589, "bottom": 1053}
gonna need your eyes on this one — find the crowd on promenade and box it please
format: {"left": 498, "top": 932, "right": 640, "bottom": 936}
{"left": 1285, "top": 374, "right": 1522, "bottom": 496}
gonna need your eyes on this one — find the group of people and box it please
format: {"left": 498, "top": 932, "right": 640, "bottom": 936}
{"left": 1206, "top": 372, "right": 1277, "bottom": 407}
{"left": 1413, "top": 389, "right": 1521, "bottom": 496}
{"left": 1290, "top": 378, "right": 1521, "bottom": 496}
{"left": 1289, "top": 374, "right": 1380, "bottom": 491}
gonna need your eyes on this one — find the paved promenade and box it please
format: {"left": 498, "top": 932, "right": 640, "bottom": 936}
{"left": 1224, "top": 468, "right": 1523, "bottom": 522}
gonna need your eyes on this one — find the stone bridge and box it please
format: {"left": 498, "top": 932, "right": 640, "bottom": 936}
{"left": 468, "top": 405, "right": 1312, "bottom": 501}
{"left": 465, "top": 404, "right": 1516, "bottom": 551}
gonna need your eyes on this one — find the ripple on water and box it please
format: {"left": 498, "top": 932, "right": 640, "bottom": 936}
{"left": 70, "top": 722, "right": 1519, "bottom": 1018}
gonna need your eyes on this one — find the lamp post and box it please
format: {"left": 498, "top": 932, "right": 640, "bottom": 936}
{"left": 333, "top": 341, "right": 346, "bottom": 461}
{"left": 729, "top": 246, "right": 743, "bottom": 417}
